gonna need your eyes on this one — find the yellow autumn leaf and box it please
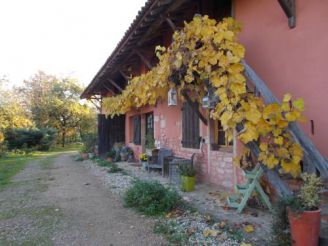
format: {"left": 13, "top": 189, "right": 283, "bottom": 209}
{"left": 243, "top": 225, "right": 254, "bottom": 233}
{"left": 283, "top": 93, "right": 292, "bottom": 102}
{"left": 230, "top": 82, "right": 246, "bottom": 96}
{"left": 285, "top": 111, "right": 300, "bottom": 122}
{"left": 274, "top": 136, "right": 284, "bottom": 145}
{"left": 259, "top": 142, "right": 268, "bottom": 152}
{"left": 211, "top": 75, "right": 227, "bottom": 87}
{"left": 293, "top": 98, "right": 304, "bottom": 111}
{"left": 281, "top": 102, "right": 290, "bottom": 111}
{"left": 220, "top": 111, "right": 233, "bottom": 128}
{"left": 228, "top": 63, "right": 244, "bottom": 74}
{"left": 203, "top": 229, "right": 219, "bottom": 237}
{"left": 263, "top": 103, "right": 282, "bottom": 124}
{"left": 269, "top": 155, "right": 280, "bottom": 168}
{"left": 238, "top": 122, "right": 259, "bottom": 143}
{"left": 245, "top": 108, "right": 262, "bottom": 124}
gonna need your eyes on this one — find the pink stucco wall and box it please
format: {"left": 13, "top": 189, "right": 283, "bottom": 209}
{"left": 235, "top": 0, "right": 328, "bottom": 157}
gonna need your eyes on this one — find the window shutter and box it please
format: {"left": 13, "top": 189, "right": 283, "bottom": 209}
{"left": 182, "top": 102, "right": 200, "bottom": 149}
{"left": 133, "top": 115, "right": 141, "bottom": 145}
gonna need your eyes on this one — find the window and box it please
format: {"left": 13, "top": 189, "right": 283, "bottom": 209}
{"left": 217, "top": 121, "right": 233, "bottom": 146}
{"left": 182, "top": 102, "right": 200, "bottom": 149}
{"left": 211, "top": 120, "right": 233, "bottom": 150}
{"left": 133, "top": 115, "right": 141, "bottom": 145}
{"left": 145, "top": 113, "right": 154, "bottom": 136}
{"left": 145, "top": 112, "right": 154, "bottom": 148}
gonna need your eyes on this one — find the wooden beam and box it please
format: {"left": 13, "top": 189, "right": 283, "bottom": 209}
{"left": 134, "top": 49, "right": 152, "bottom": 69}
{"left": 102, "top": 83, "right": 115, "bottom": 95}
{"left": 277, "top": 0, "right": 296, "bottom": 28}
{"left": 117, "top": 69, "right": 130, "bottom": 81}
{"left": 108, "top": 79, "right": 123, "bottom": 92}
{"left": 90, "top": 99, "right": 101, "bottom": 112}
{"left": 137, "top": 0, "right": 189, "bottom": 46}
{"left": 165, "top": 17, "right": 176, "bottom": 31}
{"left": 182, "top": 90, "right": 208, "bottom": 126}
{"left": 242, "top": 60, "right": 328, "bottom": 179}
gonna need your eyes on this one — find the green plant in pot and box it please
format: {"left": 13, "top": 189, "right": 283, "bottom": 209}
{"left": 81, "top": 146, "right": 89, "bottom": 160}
{"left": 106, "top": 149, "right": 116, "bottom": 162}
{"left": 287, "top": 173, "right": 322, "bottom": 246}
{"left": 120, "top": 146, "right": 132, "bottom": 161}
{"left": 178, "top": 164, "right": 196, "bottom": 192}
{"left": 139, "top": 153, "right": 148, "bottom": 170}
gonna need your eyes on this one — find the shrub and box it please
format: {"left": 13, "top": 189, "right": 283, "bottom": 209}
{"left": 109, "top": 163, "right": 123, "bottom": 173}
{"left": 288, "top": 173, "right": 322, "bottom": 213}
{"left": 39, "top": 128, "right": 57, "bottom": 151}
{"left": 4, "top": 127, "right": 56, "bottom": 151}
{"left": 124, "top": 180, "right": 181, "bottom": 216}
{"left": 298, "top": 173, "right": 322, "bottom": 210}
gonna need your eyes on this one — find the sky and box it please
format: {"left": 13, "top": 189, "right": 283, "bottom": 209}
{"left": 0, "top": 0, "right": 147, "bottom": 86}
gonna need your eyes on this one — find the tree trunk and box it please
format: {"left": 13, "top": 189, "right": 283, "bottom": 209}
{"left": 62, "top": 129, "right": 66, "bottom": 147}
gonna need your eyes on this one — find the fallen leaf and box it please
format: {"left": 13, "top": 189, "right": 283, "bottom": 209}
{"left": 187, "top": 227, "right": 197, "bottom": 236}
{"left": 244, "top": 225, "right": 254, "bottom": 233}
{"left": 240, "top": 243, "right": 252, "bottom": 246}
{"left": 203, "top": 229, "right": 220, "bottom": 237}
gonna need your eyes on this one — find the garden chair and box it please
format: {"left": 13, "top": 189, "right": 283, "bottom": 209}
{"left": 146, "top": 148, "right": 172, "bottom": 176}
{"left": 227, "top": 165, "right": 272, "bottom": 213}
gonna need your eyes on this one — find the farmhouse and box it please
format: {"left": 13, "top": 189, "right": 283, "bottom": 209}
{"left": 81, "top": 0, "right": 328, "bottom": 191}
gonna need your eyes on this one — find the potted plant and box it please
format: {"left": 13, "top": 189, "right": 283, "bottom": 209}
{"left": 81, "top": 146, "right": 89, "bottom": 160}
{"left": 178, "top": 164, "right": 196, "bottom": 192}
{"left": 120, "top": 146, "right": 132, "bottom": 161}
{"left": 145, "top": 133, "right": 155, "bottom": 155}
{"left": 106, "top": 149, "right": 116, "bottom": 162}
{"left": 287, "top": 173, "right": 322, "bottom": 246}
{"left": 139, "top": 153, "right": 148, "bottom": 170}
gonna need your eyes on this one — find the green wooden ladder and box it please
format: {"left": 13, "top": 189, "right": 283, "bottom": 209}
{"left": 227, "top": 165, "right": 272, "bottom": 213}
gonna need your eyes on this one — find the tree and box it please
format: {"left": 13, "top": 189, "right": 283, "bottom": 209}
{"left": 20, "top": 72, "right": 96, "bottom": 146}
{"left": 0, "top": 77, "right": 33, "bottom": 131}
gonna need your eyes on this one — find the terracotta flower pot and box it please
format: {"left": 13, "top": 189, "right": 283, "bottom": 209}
{"left": 107, "top": 157, "right": 113, "bottom": 162}
{"left": 288, "top": 209, "right": 321, "bottom": 246}
{"left": 81, "top": 153, "right": 88, "bottom": 160}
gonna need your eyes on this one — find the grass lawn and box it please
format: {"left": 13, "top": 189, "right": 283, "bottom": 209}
{"left": 0, "top": 143, "right": 82, "bottom": 189}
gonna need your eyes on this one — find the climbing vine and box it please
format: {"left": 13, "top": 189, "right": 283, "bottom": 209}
{"left": 103, "top": 15, "right": 304, "bottom": 177}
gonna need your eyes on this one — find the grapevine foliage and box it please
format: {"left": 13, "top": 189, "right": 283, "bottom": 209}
{"left": 103, "top": 15, "right": 304, "bottom": 177}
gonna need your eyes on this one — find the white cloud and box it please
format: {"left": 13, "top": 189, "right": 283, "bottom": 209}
{"left": 0, "top": 0, "right": 147, "bottom": 86}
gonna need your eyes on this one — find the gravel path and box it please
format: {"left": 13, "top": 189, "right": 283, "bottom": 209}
{"left": 0, "top": 153, "right": 166, "bottom": 246}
